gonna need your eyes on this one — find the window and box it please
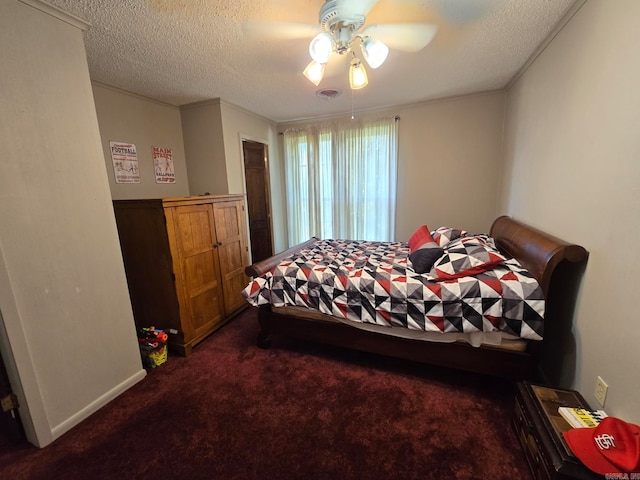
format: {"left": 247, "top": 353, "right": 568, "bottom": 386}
{"left": 283, "top": 116, "right": 398, "bottom": 245}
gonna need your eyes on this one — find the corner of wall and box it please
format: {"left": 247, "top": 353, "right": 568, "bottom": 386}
{"left": 180, "top": 100, "right": 229, "bottom": 195}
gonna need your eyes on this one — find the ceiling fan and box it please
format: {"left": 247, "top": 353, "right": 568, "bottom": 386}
{"left": 247, "top": 0, "right": 438, "bottom": 90}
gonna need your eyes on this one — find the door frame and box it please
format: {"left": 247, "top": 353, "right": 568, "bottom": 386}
{"left": 0, "top": 254, "right": 50, "bottom": 447}
{"left": 238, "top": 134, "right": 274, "bottom": 265}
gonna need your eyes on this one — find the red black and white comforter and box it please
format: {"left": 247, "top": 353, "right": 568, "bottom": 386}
{"left": 242, "top": 237, "right": 544, "bottom": 340}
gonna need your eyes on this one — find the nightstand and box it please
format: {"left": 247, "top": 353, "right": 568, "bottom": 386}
{"left": 513, "top": 382, "right": 604, "bottom": 480}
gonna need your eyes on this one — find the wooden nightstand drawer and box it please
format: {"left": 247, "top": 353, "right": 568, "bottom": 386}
{"left": 513, "top": 382, "right": 603, "bottom": 480}
{"left": 514, "top": 397, "right": 552, "bottom": 480}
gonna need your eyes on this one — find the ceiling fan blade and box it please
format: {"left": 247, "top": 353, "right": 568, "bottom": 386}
{"left": 336, "top": 0, "right": 381, "bottom": 19}
{"left": 362, "top": 23, "right": 438, "bottom": 52}
{"left": 243, "top": 20, "right": 319, "bottom": 40}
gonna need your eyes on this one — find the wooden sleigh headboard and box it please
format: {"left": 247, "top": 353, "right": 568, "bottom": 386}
{"left": 490, "top": 216, "right": 588, "bottom": 297}
{"left": 490, "top": 216, "right": 588, "bottom": 383}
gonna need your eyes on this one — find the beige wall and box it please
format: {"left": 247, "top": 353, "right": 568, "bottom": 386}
{"left": 394, "top": 93, "right": 506, "bottom": 240}
{"left": 501, "top": 0, "right": 640, "bottom": 422}
{"left": 278, "top": 91, "right": 506, "bottom": 244}
{"left": 180, "top": 99, "right": 229, "bottom": 196}
{"left": 0, "top": 0, "right": 145, "bottom": 447}
{"left": 220, "top": 102, "right": 278, "bottom": 193}
{"left": 92, "top": 83, "right": 190, "bottom": 199}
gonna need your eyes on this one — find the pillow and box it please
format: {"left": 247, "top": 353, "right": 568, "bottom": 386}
{"left": 430, "top": 237, "right": 507, "bottom": 280}
{"left": 408, "top": 225, "right": 444, "bottom": 274}
{"left": 431, "top": 226, "right": 467, "bottom": 247}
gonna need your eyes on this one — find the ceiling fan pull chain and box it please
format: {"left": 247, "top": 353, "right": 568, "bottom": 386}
{"left": 351, "top": 88, "right": 355, "bottom": 120}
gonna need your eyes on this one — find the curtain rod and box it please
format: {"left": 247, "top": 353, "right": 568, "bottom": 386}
{"left": 278, "top": 115, "right": 400, "bottom": 135}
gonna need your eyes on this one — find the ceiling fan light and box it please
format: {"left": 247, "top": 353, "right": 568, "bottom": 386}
{"left": 309, "top": 32, "right": 333, "bottom": 64}
{"left": 349, "top": 58, "right": 368, "bottom": 90}
{"left": 303, "top": 60, "right": 325, "bottom": 86}
{"left": 361, "top": 38, "right": 389, "bottom": 69}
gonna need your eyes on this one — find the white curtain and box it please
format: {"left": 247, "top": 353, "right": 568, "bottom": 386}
{"left": 284, "top": 116, "right": 398, "bottom": 245}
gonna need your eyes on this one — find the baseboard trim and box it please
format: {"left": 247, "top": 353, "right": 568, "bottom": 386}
{"left": 48, "top": 369, "right": 147, "bottom": 445}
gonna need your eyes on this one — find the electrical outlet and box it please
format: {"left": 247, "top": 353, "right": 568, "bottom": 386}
{"left": 594, "top": 376, "right": 608, "bottom": 407}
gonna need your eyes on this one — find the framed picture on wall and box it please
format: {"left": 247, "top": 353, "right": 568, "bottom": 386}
{"left": 109, "top": 141, "right": 140, "bottom": 184}
{"left": 152, "top": 146, "right": 175, "bottom": 184}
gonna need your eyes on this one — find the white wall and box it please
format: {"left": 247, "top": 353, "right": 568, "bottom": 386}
{"left": 0, "top": 0, "right": 145, "bottom": 446}
{"left": 501, "top": 0, "right": 640, "bottom": 422}
{"left": 278, "top": 91, "right": 506, "bottom": 244}
{"left": 92, "top": 83, "right": 190, "bottom": 199}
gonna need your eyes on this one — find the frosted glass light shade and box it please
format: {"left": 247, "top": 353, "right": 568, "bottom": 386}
{"left": 309, "top": 33, "right": 333, "bottom": 64}
{"left": 361, "top": 38, "right": 389, "bottom": 69}
{"left": 349, "top": 59, "right": 368, "bottom": 89}
{"left": 303, "top": 60, "right": 325, "bottom": 86}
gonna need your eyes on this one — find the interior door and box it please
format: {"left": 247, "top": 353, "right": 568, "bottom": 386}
{"left": 168, "top": 204, "right": 224, "bottom": 341}
{"left": 0, "top": 337, "right": 24, "bottom": 442}
{"left": 242, "top": 140, "right": 273, "bottom": 264}
{"left": 213, "top": 200, "right": 249, "bottom": 314}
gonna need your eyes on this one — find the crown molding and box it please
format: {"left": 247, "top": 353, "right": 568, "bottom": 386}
{"left": 19, "top": 0, "right": 90, "bottom": 31}
{"left": 506, "top": 0, "right": 587, "bottom": 90}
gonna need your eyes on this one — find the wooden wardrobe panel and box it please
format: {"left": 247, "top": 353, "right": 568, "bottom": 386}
{"left": 213, "top": 200, "right": 249, "bottom": 315}
{"left": 112, "top": 201, "right": 182, "bottom": 340}
{"left": 113, "top": 195, "right": 249, "bottom": 356}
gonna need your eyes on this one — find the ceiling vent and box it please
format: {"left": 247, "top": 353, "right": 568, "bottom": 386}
{"left": 316, "top": 88, "right": 343, "bottom": 100}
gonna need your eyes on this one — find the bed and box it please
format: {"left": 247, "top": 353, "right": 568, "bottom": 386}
{"left": 242, "top": 216, "right": 588, "bottom": 380}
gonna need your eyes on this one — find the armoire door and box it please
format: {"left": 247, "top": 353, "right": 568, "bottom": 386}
{"left": 213, "top": 200, "right": 249, "bottom": 314}
{"left": 166, "top": 204, "right": 224, "bottom": 342}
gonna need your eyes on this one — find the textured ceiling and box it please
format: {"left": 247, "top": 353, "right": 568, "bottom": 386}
{"left": 46, "top": 0, "right": 578, "bottom": 122}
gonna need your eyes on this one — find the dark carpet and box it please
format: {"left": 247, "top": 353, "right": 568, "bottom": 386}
{"left": 0, "top": 307, "right": 531, "bottom": 479}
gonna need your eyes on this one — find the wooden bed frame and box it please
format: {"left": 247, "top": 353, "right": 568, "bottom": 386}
{"left": 244, "top": 216, "right": 588, "bottom": 380}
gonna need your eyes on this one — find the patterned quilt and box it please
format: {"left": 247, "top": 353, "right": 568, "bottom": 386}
{"left": 242, "top": 238, "right": 544, "bottom": 340}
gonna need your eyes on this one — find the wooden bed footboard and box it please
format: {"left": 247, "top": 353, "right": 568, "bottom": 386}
{"left": 245, "top": 237, "right": 318, "bottom": 278}
{"left": 245, "top": 217, "right": 588, "bottom": 380}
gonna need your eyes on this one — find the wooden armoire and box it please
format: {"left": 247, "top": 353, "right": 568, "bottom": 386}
{"left": 113, "top": 194, "right": 249, "bottom": 356}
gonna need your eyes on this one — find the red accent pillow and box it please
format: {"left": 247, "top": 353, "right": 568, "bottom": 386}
{"left": 408, "top": 226, "right": 444, "bottom": 274}
{"left": 408, "top": 225, "right": 434, "bottom": 252}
